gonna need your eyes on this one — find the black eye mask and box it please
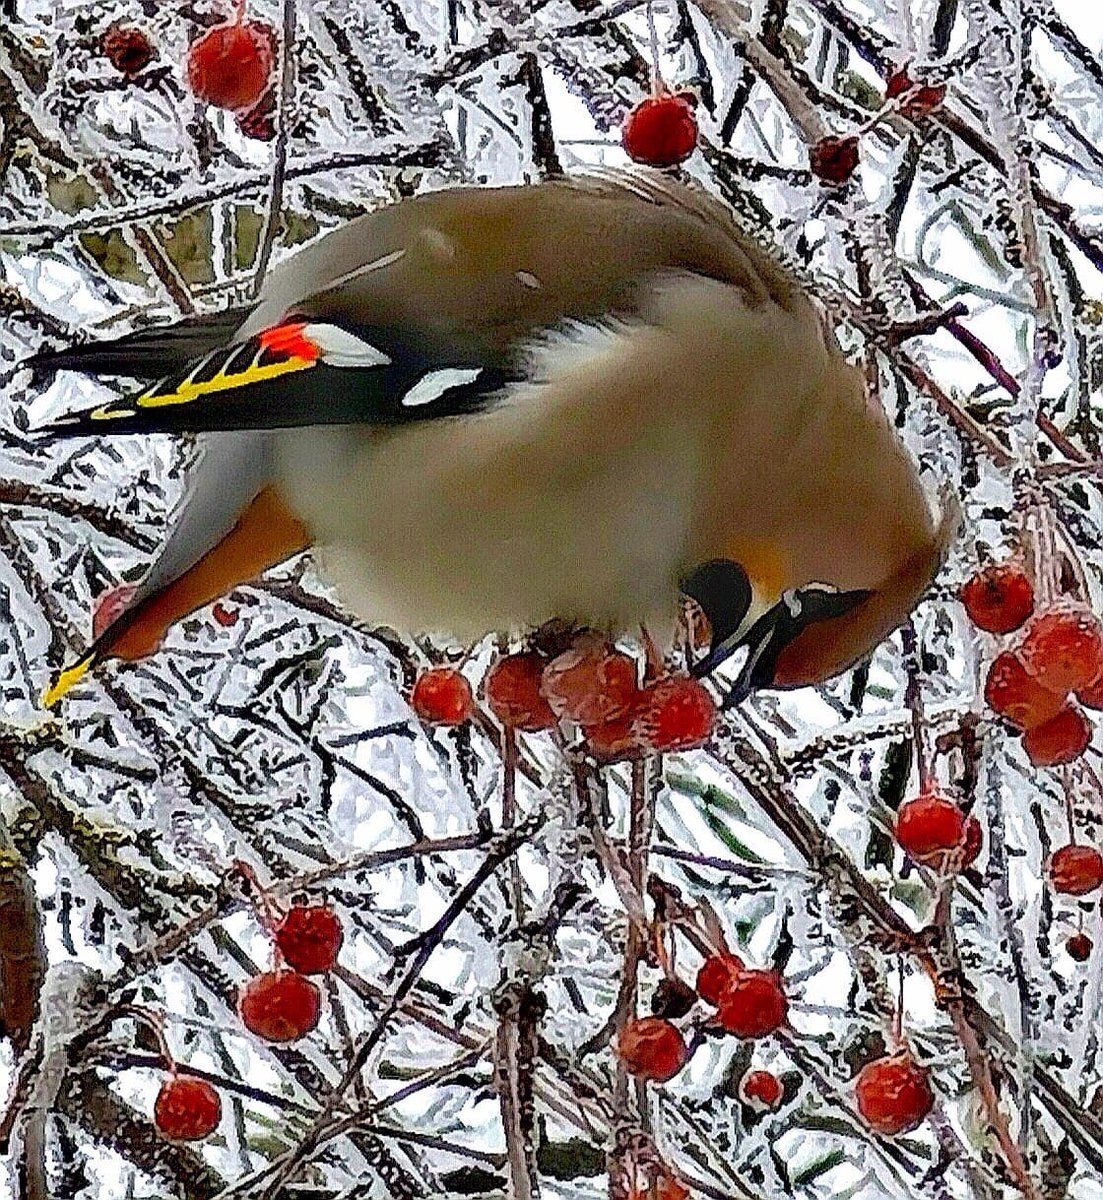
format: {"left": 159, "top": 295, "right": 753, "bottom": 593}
{"left": 681, "top": 559, "right": 870, "bottom": 707}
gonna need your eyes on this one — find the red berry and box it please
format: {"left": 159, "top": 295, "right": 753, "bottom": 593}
{"left": 885, "top": 69, "right": 947, "bottom": 117}
{"left": 716, "top": 970, "right": 788, "bottom": 1039}
{"left": 411, "top": 667, "right": 475, "bottom": 725}
{"left": 1067, "top": 932, "right": 1093, "bottom": 961}
{"left": 275, "top": 904, "right": 343, "bottom": 975}
{"left": 212, "top": 601, "right": 239, "bottom": 627}
{"left": 187, "top": 21, "right": 275, "bottom": 113}
{"left": 1019, "top": 604, "right": 1103, "bottom": 696}
{"left": 238, "top": 970, "right": 321, "bottom": 1043}
{"left": 93, "top": 582, "right": 137, "bottom": 639}
{"left": 484, "top": 653, "right": 556, "bottom": 731}
{"left": 1022, "top": 704, "right": 1092, "bottom": 767}
{"left": 1048, "top": 844, "right": 1103, "bottom": 896}
{"left": 960, "top": 562, "right": 1034, "bottom": 634}
{"left": 855, "top": 1053, "right": 933, "bottom": 1135}
{"left": 616, "top": 1016, "right": 689, "bottom": 1082}
{"left": 961, "top": 815, "right": 983, "bottom": 867}
{"left": 983, "top": 651, "right": 1066, "bottom": 730}
{"left": 741, "top": 1068, "right": 784, "bottom": 1110}
{"left": 622, "top": 92, "right": 699, "bottom": 168}
{"left": 633, "top": 677, "right": 717, "bottom": 752}
{"left": 102, "top": 24, "right": 155, "bottom": 75}
{"left": 810, "top": 135, "right": 860, "bottom": 185}
{"left": 894, "top": 794, "right": 966, "bottom": 867}
{"left": 154, "top": 1074, "right": 222, "bottom": 1141}
{"left": 695, "top": 953, "right": 745, "bottom": 1006}
{"left": 1077, "top": 675, "right": 1103, "bottom": 709}
{"left": 541, "top": 640, "right": 639, "bottom": 726}
{"left": 583, "top": 710, "right": 645, "bottom": 759}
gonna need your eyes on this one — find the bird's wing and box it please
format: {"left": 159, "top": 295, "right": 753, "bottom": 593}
{"left": 33, "top": 170, "right": 786, "bottom": 438}
{"left": 36, "top": 317, "right": 510, "bottom": 436}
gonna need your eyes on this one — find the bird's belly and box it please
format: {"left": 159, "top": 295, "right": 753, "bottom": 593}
{"left": 275, "top": 426, "right": 688, "bottom": 640}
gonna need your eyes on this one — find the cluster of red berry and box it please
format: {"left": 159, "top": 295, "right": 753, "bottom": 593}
{"left": 619, "top": 64, "right": 946, "bottom": 178}
{"left": 612, "top": 952, "right": 786, "bottom": 1086}
{"left": 411, "top": 635, "right": 718, "bottom": 758}
{"left": 154, "top": 900, "right": 343, "bottom": 1141}
{"left": 964, "top": 561, "right": 1101, "bottom": 765}
{"left": 810, "top": 68, "right": 946, "bottom": 185}
{"left": 100, "top": 13, "right": 278, "bottom": 141}
{"left": 1048, "top": 845, "right": 1102, "bottom": 959}
{"left": 963, "top": 560, "right": 1103, "bottom": 955}
{"left": 612, "top": 944, "right": 931, "bottom": 1149}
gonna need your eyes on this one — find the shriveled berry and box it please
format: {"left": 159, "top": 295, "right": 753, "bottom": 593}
{"left": 855, "top": 1053, "right": 933, "bottom": 1135}
{"left": 187, "top": 21, "right": 275, "bottom": 113}
{"left": 716, "top": 970, "right": 787, "bottom": 1039}
{"left": 1048, "top": 844, "right": 1103, "bottom": 896}
{"left": 894, "top": 794, "right": 966, "bottom": 867}
{"left": 275, "top": 904, "right": 343, "bottom": 975}
{"left": 810, "top": 135, "right": 860, "bottom": 185}
{"left": 93, "top": 582, "right": 137, "bottom": 639}
{"left": 616, "top": 1016, "right": 689, "bottom": 1082}
{"left": 411, "top": 667, "right": 475, "bottom": 725}
{"left": 623, "top": 92, "right": 699, "bottom": 167}
{"left": 102, "top": 24, "right": 155, "bottom": 75}
{"left": 1067, "top": 932, "right": 1093, "bottom": 961}
{"left": 1019, "top": 604, "right": 1103, "bottom": 696}
{"left": 651, "top": 977, "right": 698, "bottom": 1020}
{"left": 633, "top": 676, "right": 717, "bottom": 752}
{"left": 485, "top": 652, "right": 557, "bottom": 731}
{"left": 741, "top": 1068, "right": 784, "bottom": 1110}
{"left": 212, "top": 601, "right": 239, "bottom": 627}
{"left": 1022, "top": 704, "right": 1092, "bottom": 767}
{"left": 960, "top": 562, "right": 1034, "bottom": 634}
{"left": 542, "top": 639, "right": 639, "bottom": 726}
{"left": 695, "top": 953, "right": 745, "bottom": 1006}
{"left": 961, "top": 815, "right": 983, "bottom": 867}
{"left": 154, "top": 1074, "right": 222, "bottom": 1141}
{"left": 238, "top": 970, "right": 321, "bottom": 1043}
{"left": 984, "top": 651, "right": 1066, "bottom": 730}
{"left": 885, "top": 69, "right": 947, "bottom": 117}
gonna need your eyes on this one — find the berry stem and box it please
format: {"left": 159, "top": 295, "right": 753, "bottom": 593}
{"left": 646, "top": 0, "right": 663, "bottom": 98}
{"left": 501, "top": 725, "right": 524, "bottom": 917}
{"left": 901, "top": 623, "right": 934, "bottom": 792}
{"left": 118, "top": 1004, "right": 176, "bottom": 1073}
{"left": 892, "top": 958, "right": 904, "bottom": 1047}
{"left": 233, "top": 858, "right": 284, "bottom": 934}
{"left": 1062, "top": 767, "right": 1077, "bottom": 844}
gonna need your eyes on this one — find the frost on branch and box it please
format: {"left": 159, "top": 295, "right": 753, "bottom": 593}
{"left": 2, "top": 2, "right": 1103, "bottom": 1199}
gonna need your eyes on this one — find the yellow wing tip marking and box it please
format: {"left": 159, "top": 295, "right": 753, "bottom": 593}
{"left": 43, "top": 652, "right": 97, "bottom": 709}
{"left": 137, "top": 355, "right": 317, "bottom": 409}
{"left": 91, "top": 404, "right": 138, "bottom": 421}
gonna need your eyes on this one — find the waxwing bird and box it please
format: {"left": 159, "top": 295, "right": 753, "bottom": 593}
{"left": 27, "top": 170, "right": 956, "bottom": 707}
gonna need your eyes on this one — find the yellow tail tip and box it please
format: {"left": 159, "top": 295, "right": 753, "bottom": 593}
{"left": 43, "top": 654, "right": 96, "bottom": 709}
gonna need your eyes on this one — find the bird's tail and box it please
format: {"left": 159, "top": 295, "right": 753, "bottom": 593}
{"left": 25, "top": 308, "right": 252, "bottom": 378}
{"left": 44, "top": 485, "right": 311, "bottom": 708}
